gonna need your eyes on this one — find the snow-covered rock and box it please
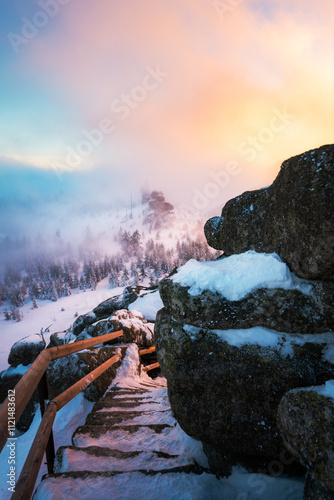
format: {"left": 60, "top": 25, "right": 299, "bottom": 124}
{"left": 47, "top": 347, "right": 126, "bottom": 402}
{"left": 73, "top": 287, "right": 156, "bottom": 336}
{"left": 278, "top": 384, "right": 334, "bottom": 498}
{"left": 8, "top": 333, "right": 45, "bottom": 367}
{"left": 0, "top": 364, "right": 37, "bottom": 433}
{"left": 205, "top": 144, "right": 334, "bottom": 280}
{"left": 159, "top": 251, "right": 334, "bottom": 333}
{"left": 155, "top": 311, "right": 334, "bottom": 476}
{"left": 155, "top": 245, "right": 334, "bottom": 487}
{"left": 78, "top": 310, "right": 154, "bottom": 348}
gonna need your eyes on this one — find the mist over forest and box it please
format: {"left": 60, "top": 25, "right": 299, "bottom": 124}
{"left": 0, "top": 169, "right": 219, "bottom": 322}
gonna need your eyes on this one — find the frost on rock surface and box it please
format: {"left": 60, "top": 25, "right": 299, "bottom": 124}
{"left": 78, "top": 309, "right": 155, "bottom": 347}
{"left": 7, "top": 333, "right": 45, "bottom": 367}
{"left": 156, "top": 311, "right": 334, "bottom": 476}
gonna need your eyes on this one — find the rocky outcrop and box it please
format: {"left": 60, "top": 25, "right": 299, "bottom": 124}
{"left": 155, "top": 144, "right": 334, "bottom": 494}
{"left": 278, "top": 385, "right": 334, "bottom": 498}
{"left": 0, "top": 365, "right": 38, "bottom": 433}
{"left": 77, "top": 310, "right": 154, "bottom": 348}
{"left": 159, "top": 277, "right": 334, "bottom": 334}
{"left": 155, "top": 310, "right": 334, "bottom": 475}
{"left": 143, "top": 191, "right": 174, "bottom": 229}
{"left": 73, "top": 296, "right": 122, "bottom": 336}
{"left": 47, "top": 347, "right": 126, "bottom": 402}
{"left": 204, "top": 144, "right": 334, "bottom": 280}
{"left": 73, "top": 286, "right": 154, "bottom": 336}
{"left": 47, "top": 331, "right": 75, "bottom": 348}
{"left": 8, "top": 334, "right": 45, "bottom": 367}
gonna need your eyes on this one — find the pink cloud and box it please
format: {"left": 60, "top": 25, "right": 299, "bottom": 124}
{"left": 18, "top": 0, "right": 334, "bottom": 207}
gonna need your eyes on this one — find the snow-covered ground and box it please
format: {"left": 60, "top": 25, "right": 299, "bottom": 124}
{"left": 0, "top": 278, "right": 124, "bottom": 371}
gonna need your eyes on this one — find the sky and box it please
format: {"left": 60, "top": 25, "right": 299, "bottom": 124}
{"left": 0, "top": 0, "right": 334, "bottom": 232}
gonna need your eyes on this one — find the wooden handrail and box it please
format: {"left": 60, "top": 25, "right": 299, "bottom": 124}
{"left": 0, "top": 330, "right": 123, "bottom": 453}
{"left": 139, "top": 346, "right": 156, "bottom": 356}
{"left": 12, "top": 352, "right": 122, "bottom": 500}
{"left": 142, "top": 362, "right": 160, "bottom": 372}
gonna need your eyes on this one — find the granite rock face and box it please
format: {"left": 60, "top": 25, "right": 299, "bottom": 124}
{"left": 0, "top": 366, "right": 38, "bottom": 433}
{"left": 278, "top": 386, "right": 334, "bottom": 498}
{"left": 47, "top": 346, "right": 126, "bottom": 402}
{"left": 76, "top": 309, "right": 154, "bottom": 347}
{"left": 204, "top": 145, "right": 334, "bottom": 280}
{"left": 8, "top": 334, "right": 45, "bottom": 367}
{"left": 73, "top": 286, "right": 155, "bottom": 336}
{"left": 155, "top": 310, "right": 334, "bottom": 475}
{"left": 155, "top": 145, "right": 334, "bottom": 495}
{"left": 159, "top": 277, "right": 334, "bottom": 334}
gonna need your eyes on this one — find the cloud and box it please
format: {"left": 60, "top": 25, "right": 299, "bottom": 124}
{"left": 2, "top": 0, "right": 334, "bottom": 213}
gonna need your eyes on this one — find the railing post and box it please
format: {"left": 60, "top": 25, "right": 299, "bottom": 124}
{"left": 37, "top": 373, "right": 55, "bottom": 473}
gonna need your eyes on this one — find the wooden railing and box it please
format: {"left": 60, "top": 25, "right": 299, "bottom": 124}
{"left": 139, "top": 346, "right": 160, "bottom": 372}
{"left": 0, "top": 330, "right": 124, "bottom": 500}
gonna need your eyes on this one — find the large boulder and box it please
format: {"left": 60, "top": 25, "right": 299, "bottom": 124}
{"left": 72, "top": 311, "right": 99, "bottom": 336}
{"left": 155, "top": 310, "right": 334, "bottom": 475}
{"left": 0, "top": 365, "right": 38, "bottom": 433}
{"left": 77, "top": 309, "right": 154, "bottom": 347}
{"left": 73, "top": 287, "right": 154, "bottom": 336}
{"left": 92, "top": 294, "right": 123, "bottom": 317}
{"left": 8, "top": 334, "right": 45, "bottom": 367}
{"left": 47, "top": 346, "right": 126, "bottom": 402}
{"left": 277, "top": 383, "right": 334, "bottom": 499}
{"left": 204, "top": 144, "right": 334, "bottom": 280}
{"left": 159, "top": 271, "right": 334, "bottom": 334}
{"left": 47, "top": 331, "right": 75, "bottom": 348}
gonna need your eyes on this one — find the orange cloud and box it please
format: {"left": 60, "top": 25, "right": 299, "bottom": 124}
{"left": 19, "top": 0, "right": 334, "bottom": 208}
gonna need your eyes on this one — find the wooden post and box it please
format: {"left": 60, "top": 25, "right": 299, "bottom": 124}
{"left": 0, "top": 350, "right": 51, "bottom": 453}
{"left": 37, "top": 373, "right": 55, "bottom": 474}
{"left": 11, "top": 351, "right": 122, "bottom": 499}
{"left": 12, "top": 402, "right": 58, "bottom": 500}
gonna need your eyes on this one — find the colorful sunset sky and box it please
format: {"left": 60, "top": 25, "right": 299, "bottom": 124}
{"left": 1, "top": 0, "right": 334, "bottom": 223}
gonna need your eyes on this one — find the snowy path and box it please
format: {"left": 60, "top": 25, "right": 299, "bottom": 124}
{"left": 33, "top": 346, "right": 304, "bottom": 500}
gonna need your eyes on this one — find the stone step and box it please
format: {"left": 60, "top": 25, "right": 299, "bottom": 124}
{"left": 33, "top": 467, "right": 227, "bottom": 500}
{"left": 72, "top": 424, "right": 189, "bottom": 455}
{"left": 92, "top": 397, "right": 168, "bottom": 413}
{"left": 54, "top": 445, "right": 194, "bottom": 473}
{"left": 74, "top": 423, "right": 173, "bottom": 439}
{"left": 85, "top": 409, "right": 175, "bottom": 427}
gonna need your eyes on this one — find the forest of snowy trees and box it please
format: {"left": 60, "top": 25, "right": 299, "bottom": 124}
{"left": 0, "top": 228, "right": 218, "bottom": 322}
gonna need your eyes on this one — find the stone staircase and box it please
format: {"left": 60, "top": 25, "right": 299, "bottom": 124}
{"left": 33, "top": 346, "right": 226, "bottom": 499}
